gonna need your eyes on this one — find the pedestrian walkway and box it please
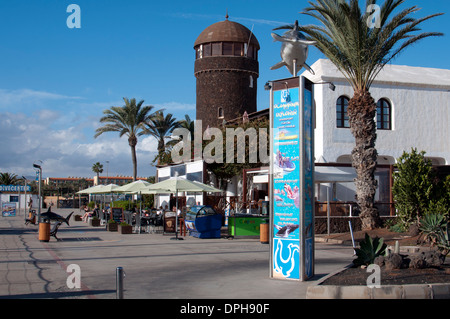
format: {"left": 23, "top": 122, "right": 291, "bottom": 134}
{"left": 0, "top": 209, "right": 354, "bottom": 299}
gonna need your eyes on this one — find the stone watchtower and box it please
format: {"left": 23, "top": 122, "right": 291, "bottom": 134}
{"left": 194, "top": 16, "right": 260, "bottom": 129}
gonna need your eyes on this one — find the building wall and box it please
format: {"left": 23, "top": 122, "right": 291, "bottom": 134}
{"left": 306, "top": 60, "right": 450, "bottom": 165}
{"left": 195, "top": 56, "right": 259, "bottom": 129}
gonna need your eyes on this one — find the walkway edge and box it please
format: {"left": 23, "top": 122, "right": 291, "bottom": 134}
{"left": 306, "top": 283, "right": 450, "bottom": 299}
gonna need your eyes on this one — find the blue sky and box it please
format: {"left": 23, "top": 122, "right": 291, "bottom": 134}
{"left": 0, "top": 0, "right": 449, "bottom": 179}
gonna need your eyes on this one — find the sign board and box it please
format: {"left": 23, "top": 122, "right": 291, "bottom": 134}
{"left": 269, "top": 76, "right": 315, "bottom": 281}
{"left": 164, "top": 211, "right": 176, "bottom": 233}
{"left": 0, "top": 185, "right": 31, "bottom": 192}
{"left": 111, "top": 207, "right": 124, "bottom": 223}
{"left": 2, "top": 202, "right": 16, "bottom": 217}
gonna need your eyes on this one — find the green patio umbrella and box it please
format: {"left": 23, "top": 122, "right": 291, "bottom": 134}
{"left": 114, "top": 180, "right": 151, "bottom": 193}
{"left": 144, "top": 177, "right": 222, "bottom": 240}
{"left": 114, "top": 180, "right": 152, "bottom": 233}
{"left": 76, "top": 184, "right": 106, "bottom": 194}
{"left": 89, "top": 183, "right": 119, "bottom": 194}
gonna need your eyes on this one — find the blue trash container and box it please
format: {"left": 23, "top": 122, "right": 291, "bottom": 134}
{"left": 184, "top": 205, "right": 222, "bottom": 238}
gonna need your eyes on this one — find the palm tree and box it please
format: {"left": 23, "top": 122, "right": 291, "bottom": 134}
{"left": 91, "top": 162, "right": 103, "bottom": 184}
{"left": 298, "top": 0, "right": 443, "bottom": 229}
{"left": 143, "top": 110, "right": 180, "bottom": 164}
{"left": 94, "top": 98, "right": 155, "bottom": 181}
{"left": 178, "top": 114, "right": 195, "bottom": 141}
{"left": 0, "top": 172, "right": 19, "bottom": 185}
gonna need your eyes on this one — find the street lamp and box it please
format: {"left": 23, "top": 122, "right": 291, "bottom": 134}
{"left": 315, "top": 81, "right": 336, "bottom": 91}
{"left": 22, "top": 176, "right": 27, "bottom": 221}
{"left": 106, "top": 160, "right": 109, "bottom": 185}
{"left": 33, "top": 161, "right": 42, "bottom": 223}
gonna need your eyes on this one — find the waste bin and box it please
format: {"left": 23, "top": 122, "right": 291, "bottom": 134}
{"left": 184, "top": 205, "right": 222, "bottom": 238}
{"left": 39, "top": 220, "right": 50, "bottom": 242}
{"left": 260, "top": 219, "right": 269, "bottom": 244}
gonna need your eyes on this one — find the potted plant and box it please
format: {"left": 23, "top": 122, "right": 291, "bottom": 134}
{"left": 90, "top": 216, "right": 101, "bottom": 227}
{"left": 119, "top": 221, "right": 132, "bottom": 234}
{"left": 107, "top": 219, "right": 118, "bottom": 231}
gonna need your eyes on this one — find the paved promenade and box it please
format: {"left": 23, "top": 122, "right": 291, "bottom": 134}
{"left": 0, "top": 209, "right": 353, "bottom": 299}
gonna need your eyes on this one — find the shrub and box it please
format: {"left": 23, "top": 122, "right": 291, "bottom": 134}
{"left": 393, "top": 148, "right": 450, "bottom": 229}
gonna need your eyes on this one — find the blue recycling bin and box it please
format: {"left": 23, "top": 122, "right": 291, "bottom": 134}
{"left": 184, "top": 205, "right": 222, "bottom": 238}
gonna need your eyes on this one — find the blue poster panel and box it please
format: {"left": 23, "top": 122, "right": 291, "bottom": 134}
{"left": 270, "top": 76, "right": 314, "bottom": 281}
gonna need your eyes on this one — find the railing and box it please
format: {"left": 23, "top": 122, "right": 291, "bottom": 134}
{"left": 315, "top": 201, "right": 395, "bottom": 217}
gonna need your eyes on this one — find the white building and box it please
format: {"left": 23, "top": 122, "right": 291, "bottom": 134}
{"left": 156, "top": 59, "right": 449, "bottom": 213}
{"left": 305, "top": 59, "right": 450, "bottom": 165}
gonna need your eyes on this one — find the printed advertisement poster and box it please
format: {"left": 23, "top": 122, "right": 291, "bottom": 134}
{"left": 2, "top": 202, "right": 16, "bottom": 217}
{"left": 271, "top": 77, "right": 315, "bottom": 281}
{"left": 272, "top": 85, "right": 301, "bottom": 280}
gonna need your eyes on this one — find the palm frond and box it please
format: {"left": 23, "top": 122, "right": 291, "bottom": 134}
{"left": 299, "top": 0, "right": 444, "bottom": 90}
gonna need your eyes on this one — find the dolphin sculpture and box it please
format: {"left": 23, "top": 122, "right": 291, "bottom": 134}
{"left": 40, "top": 207, "right": 74, "bottom": 226}
{"left": 270, "top": 20, "right": 316, "bottom": 76}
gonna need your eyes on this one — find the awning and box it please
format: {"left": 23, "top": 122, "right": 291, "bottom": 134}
{"left": 251, "top": 166, "right": 356, "bottom": 184}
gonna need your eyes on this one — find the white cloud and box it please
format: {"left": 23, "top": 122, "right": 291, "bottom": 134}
{"left": 0, "top": 88, "right": 82, "bottom": 110}
{"left": 0, "top": 111, "right": 158, "bottom": 178}
{"left": 0, "top": 86, "right": 189, "bottom": 178}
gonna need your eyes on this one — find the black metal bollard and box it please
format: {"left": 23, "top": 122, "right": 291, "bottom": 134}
{"left": 116, "top": 267, "right": 125, "bottom": 299}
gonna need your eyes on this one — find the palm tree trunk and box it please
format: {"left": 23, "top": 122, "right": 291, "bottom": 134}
{"left": 348, "top": 89, "right": 380, "bottom": 230}
{"left": 157, "top": 139, "right": 165, "bottom": 165}
{"left": 129, "top": 136, "right": 138, "bottom": 181}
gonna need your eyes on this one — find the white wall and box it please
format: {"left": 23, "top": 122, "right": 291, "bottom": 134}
{"left": 305, "top": 60, "right": 450, "bottom": 164}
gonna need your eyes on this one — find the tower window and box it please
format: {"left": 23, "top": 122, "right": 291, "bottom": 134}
{"left": 249, "top": 75, "right": 254, "bottom": 88}
{"left": 223, "top": 42, "right": 233, "bottom": 55}
{"left": 203, "top": 43, "right": 211, "bottom": 57}
{"left": 336, "top": 96, "right": 350, "bottom": 128}
{"left": 377, "top": 98, "right": 392, "bottom": 130}
{"left": 234, "top": 43, "right": 243, "bottom": 56}
{"left": 212, "top": 43, "right": 221, "bottom": 56}
{"left": 195, "top": 42, "right": 257, "bottom": 60}
{"left": 218, "top": 107, "right": 224, "bottom": 118}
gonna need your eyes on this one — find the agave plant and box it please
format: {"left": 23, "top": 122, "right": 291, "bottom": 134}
{"left": 420, "top": 213, "right": 446, "bottom": 243}
{"left": 420, "top": 214, "right": 450, "bottom": 258}
{"left": 353, "top": 233, "right": 387, "bottom": 266}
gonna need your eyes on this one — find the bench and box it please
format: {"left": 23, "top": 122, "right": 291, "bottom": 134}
{"left": 50, "top": 222, "right": 63, "bottom": 241}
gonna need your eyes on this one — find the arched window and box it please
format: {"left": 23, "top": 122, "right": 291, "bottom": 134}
{"left": 377, "top": 98, "right": 392, "bottom": 130}
{"left": 218, "top": 107, "right": 224, "bottom": 119}
{"left": 336, "top": 96, "right": 350, "bottom": 128}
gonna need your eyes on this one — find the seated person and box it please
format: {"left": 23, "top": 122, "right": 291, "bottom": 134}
{"left": 82, "top": 206, "right": 92, "bottom": 222}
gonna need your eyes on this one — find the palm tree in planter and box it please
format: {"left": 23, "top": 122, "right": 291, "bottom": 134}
{"left": 298, "top": 0, "right": 443, "bottom": 229}
{"left": 95, "top": 98, "right": 156, "bottom": 181}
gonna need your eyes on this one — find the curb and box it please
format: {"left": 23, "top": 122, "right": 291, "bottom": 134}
{"left": 307, "top": 262, "right": 450, "bottom": 299}
{"left": 306, "top": 283, "right": 450, "bottom": 299}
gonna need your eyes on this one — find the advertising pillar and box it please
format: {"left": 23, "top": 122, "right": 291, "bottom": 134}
{"left": 269, "top": 76, "right": 315, "bottom": 281}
